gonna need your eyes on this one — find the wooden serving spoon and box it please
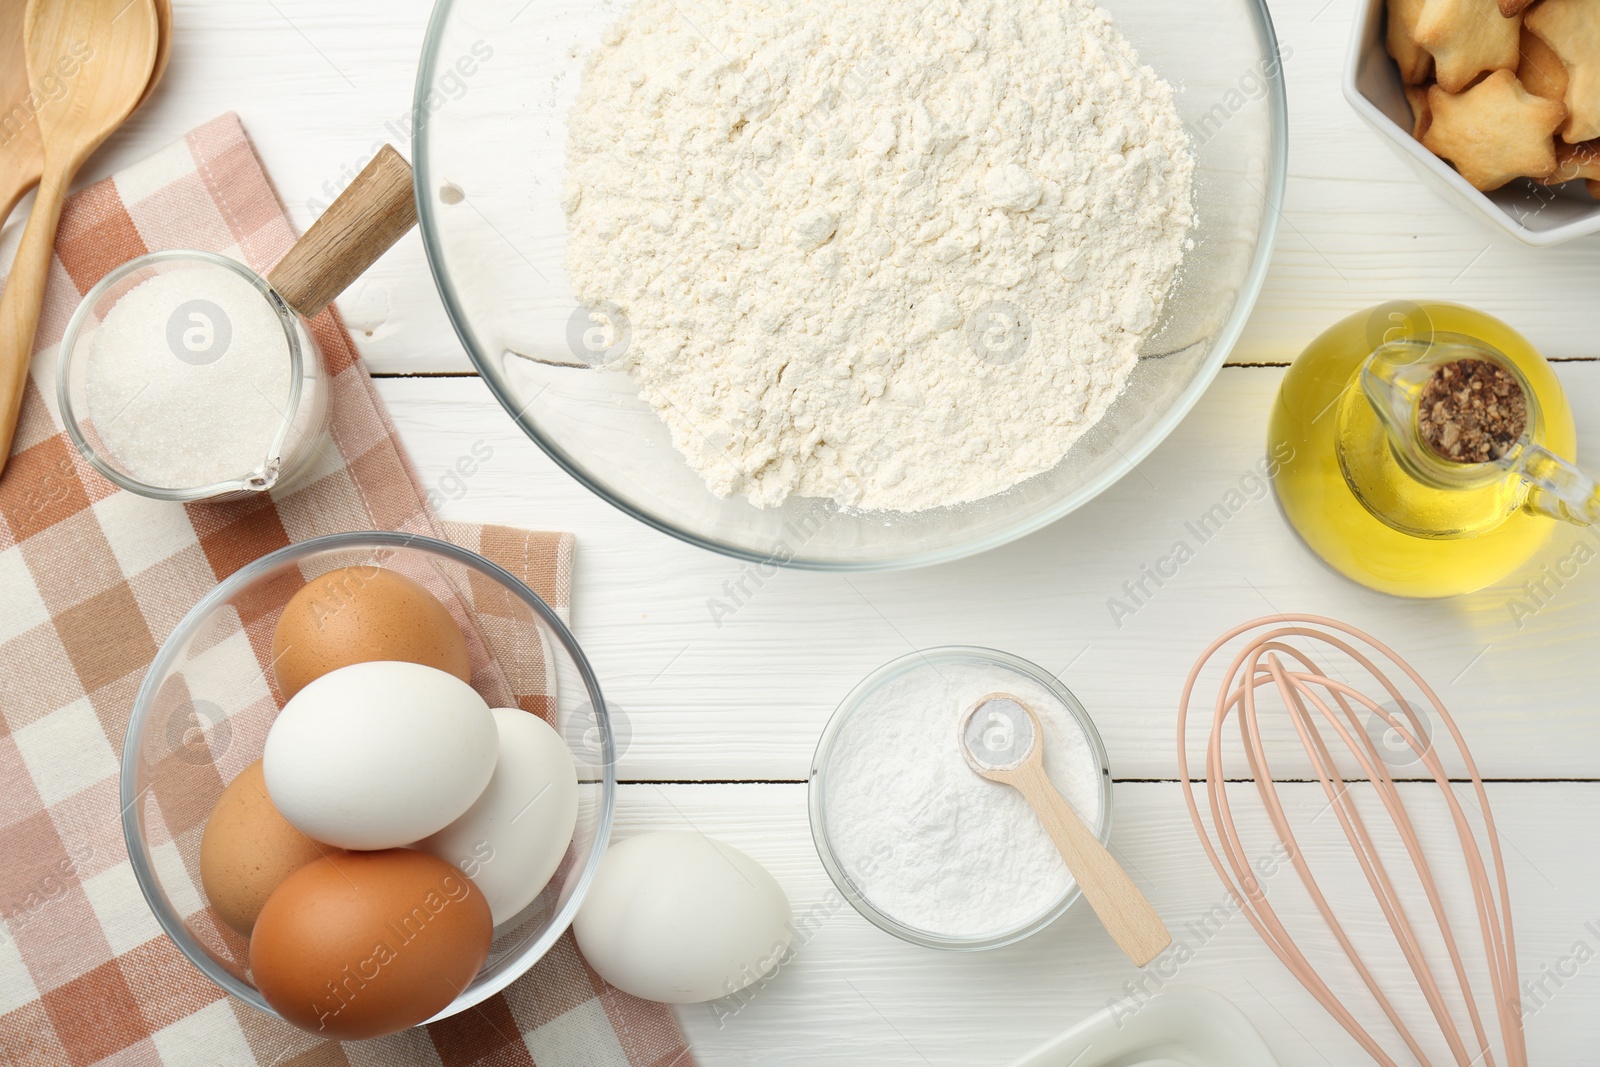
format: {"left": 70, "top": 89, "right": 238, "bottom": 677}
{"left": 960, "top": 692, "right": 1172, "bottom": 966}
{"left": 0, "top": 0, "right": 171, "bottom": 229}
{"left": 0, "top": 0, "right": 159, "bottom": 475}
{"left": 142, "top": 0, "right": 175, "bottom": 108}
{"left": 0, "top": 0, "right": 46, "bottom": 227}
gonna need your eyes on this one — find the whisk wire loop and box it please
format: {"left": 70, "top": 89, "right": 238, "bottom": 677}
{"left": 1177, "top": 615, "right": 1526, "bottom": 1067}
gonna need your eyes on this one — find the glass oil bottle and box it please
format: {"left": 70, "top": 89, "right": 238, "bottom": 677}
{"left": 1268, "top": 302, "right": 1592, "bottom": 598}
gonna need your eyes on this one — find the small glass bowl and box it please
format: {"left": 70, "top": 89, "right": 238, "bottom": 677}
{"left": 122, "top": 531, "right": 617, "bottom": 1026}
{"left": 58, "top": 250, "right": 331, "bottom": 502}
{"left": 809, "top": 647, "right": 1113, "bottom": 951}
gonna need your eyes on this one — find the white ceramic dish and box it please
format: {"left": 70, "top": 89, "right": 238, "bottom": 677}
{"left": 1003, "top": 986, "right": 1279, "bottom": 1067}
{"left": 1343, "top": 0, "right": 1600, "bottom": 247}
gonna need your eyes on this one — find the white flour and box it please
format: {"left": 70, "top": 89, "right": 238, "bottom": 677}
{"left": 564, "top": 0, "right": 1194, "bottom": 511}
{"left": 820, "top": 658, "right": 1104, "bottom": 939}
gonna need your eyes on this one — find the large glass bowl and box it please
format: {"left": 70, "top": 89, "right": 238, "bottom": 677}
{"left": 121, "top": 532, "right": 616, "bottom": 1026}
{"left": 415, "top": 0, "right": 1287, "bottom": 569}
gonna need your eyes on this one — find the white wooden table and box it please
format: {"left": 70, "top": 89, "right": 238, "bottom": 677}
{"left": 46, "top": 0, "right": 1600, "bottom": 1062}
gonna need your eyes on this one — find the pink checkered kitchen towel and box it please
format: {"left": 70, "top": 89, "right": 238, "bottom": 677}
{"left": 0, "top": 114, "right": 692, "bottom": 1067}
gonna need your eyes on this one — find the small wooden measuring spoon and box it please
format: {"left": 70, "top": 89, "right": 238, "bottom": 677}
{"left": 0, "top": 0, "right": 160, "bottom": 475}
{"left": 960, "top": 692, "right": 1172, "bottom": 966}
{"left": 0, "top": 0, "right": 171, "bottom": 228}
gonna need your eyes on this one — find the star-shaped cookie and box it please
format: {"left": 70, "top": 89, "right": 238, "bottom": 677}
{"left": 1517, "top": 25, "right": 1568, "bottom": 102}
{"left": 1406, "top": 84, "right": 1434, "bottom": 138}
{"left": 1527, "top": 0, "right": 1600, "bottom": 143}
{"left": 1545, "top": 138, "right": 1600, "bottom": 183}
{"left": 1423, "top": 69, "right": 1567, "bottom": 189}
{"left": 1389, "top": 0, "right": 1434, "bottom": 84}
{"left": 1415, "top": 0, "right": 1522, "bottom": 93}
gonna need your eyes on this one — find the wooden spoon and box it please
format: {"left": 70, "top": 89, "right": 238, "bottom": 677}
{"left": 0, "top": 0, "right": 170, "bottom": 230}
{"left": 0, "top": 0, "right": 159, "bottom": 474}
{"left": 0, "top": 0, "right": 45, "bottom": 228}
{"left": 960, "top": 693, "right": 1172, "bottom": 966}
{"left": 144, "top": 0, "right": 175, "bottom": 108}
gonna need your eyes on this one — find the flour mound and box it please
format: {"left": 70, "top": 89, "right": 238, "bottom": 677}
{"left": 564, "top": 0, "right": 1194, "bottom": 512}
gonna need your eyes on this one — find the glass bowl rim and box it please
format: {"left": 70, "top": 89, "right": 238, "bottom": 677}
{"left": 411, "top": 0, "right": 1290, "bottom": 571}
{"left": 807, "top": 645, "right": 1114, "bottom": 951}
{"left": 120, "top": 529, "right": 617, "bottom": 1024}
{"left": 56, "top": 249, "right": 310, "bottom": 503}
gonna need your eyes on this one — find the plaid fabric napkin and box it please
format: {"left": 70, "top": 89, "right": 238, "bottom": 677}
{"left": 0, "top": 114, "right": 692, "bottom": 1067}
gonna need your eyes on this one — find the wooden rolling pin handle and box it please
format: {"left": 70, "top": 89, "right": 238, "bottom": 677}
{"left": 267, "top": 144, "right": 417, "bottom": 320}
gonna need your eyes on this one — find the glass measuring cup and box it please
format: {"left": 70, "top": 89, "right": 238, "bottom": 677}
{"left": 1268, "top": 302, "right": 1581, "bottom": 598}
{"left": 55, "top": 144, "right": 417, "bottom": 503}
{"left": 58, "top": 250, "right": 330, "bottom": 501}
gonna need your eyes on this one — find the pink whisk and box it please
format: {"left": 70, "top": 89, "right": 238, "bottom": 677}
{"left": 1177, "top": 614, "right": 1525, "bottom": 1067}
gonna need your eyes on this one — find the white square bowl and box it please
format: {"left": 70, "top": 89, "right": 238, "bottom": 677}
{"left": 1343, "top": 0, "right": 1600, "bottom": 247}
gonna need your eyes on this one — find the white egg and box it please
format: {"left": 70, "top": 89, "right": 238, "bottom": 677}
{"left": 263, "top": 661, "right": 497, "bottom": 849}
{"left": 574, "top": 831, "right": 793, "bottom": 1004}
{"left": 418, "top": 707, "right": 579, "bottom": 925}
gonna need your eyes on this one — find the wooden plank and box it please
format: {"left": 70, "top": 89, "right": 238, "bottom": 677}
{"left": 379, "top": 362, "right": 1600, "bottom": 783}
{"left": 622, "top": 782, "right": 1600, "bottom": 1066}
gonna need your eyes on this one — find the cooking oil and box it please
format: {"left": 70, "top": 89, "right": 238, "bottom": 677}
{"left": 1268, "top": 302, "right": 1577, "bottom": 598}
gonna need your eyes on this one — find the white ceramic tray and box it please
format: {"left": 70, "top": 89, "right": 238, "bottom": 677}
{"left": 1342, "top": 0, "right": 1600, "bottom": 247}
{"left": 1002, "top": 986, "right": 1279, "bottom": 1067}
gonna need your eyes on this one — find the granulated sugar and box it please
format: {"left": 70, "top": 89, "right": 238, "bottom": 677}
{"left": 820, "top": 656, "right": 1104, "bottom": 939}
{"left": 85, "top": 266, "right": 303, "bottom": 490}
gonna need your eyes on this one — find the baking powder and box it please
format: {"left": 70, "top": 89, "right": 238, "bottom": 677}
{"left": 820, "top": 657, "right": 1104, "bottom": 939}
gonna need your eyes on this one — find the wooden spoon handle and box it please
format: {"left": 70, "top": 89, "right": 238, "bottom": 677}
{"left": 0, "top": 171, "right": 68, "bottom": 474}
{"left": 1014, "top": 761, "right": 1172, "bottom": 966}
{"left": 267, "top": 145, "right": 417, "bottom": 319}
{"left": 0, "top": 155, "right": 38, "bottom": 230}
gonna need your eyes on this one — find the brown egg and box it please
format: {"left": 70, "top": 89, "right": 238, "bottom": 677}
{"left": 250, "top": 850, "right": 493, "bottom": 1040}
{"left": 270, "top": 566, "right": 471, "bottom": 700}
{"left": 199, "top": 760, "right": 330, "bottom": 936}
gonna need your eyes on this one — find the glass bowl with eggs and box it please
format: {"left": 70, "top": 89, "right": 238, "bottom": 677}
{"left": 415, "top": 0, "right": 1287, "bottom": 569}
{"left": 121, "top": 531, "right": 616, "bottom": 1039}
